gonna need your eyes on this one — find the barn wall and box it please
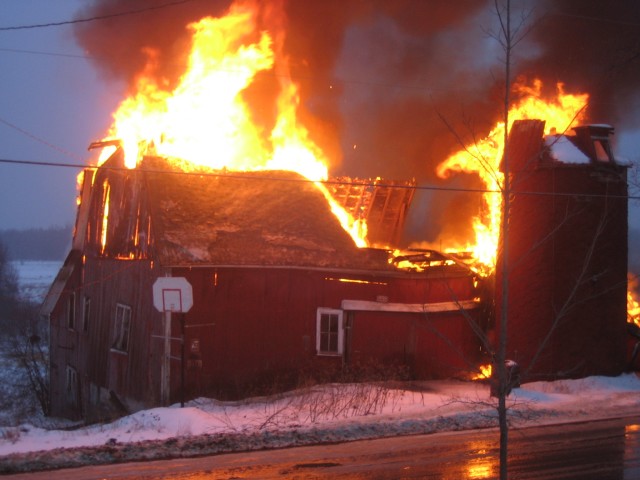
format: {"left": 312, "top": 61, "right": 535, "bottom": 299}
{"left": 49, "top": 151, "right": 163, "bottom": 419}
{"left": 89, "top": 257, "right": 161, "bottom": 412}
{"left": 348, "top": 309, "right": 481, "bottom": 379}
{"left": 51, "top": 258, "right": 481, "bottom": 416}
{"left": 48, "top": 255, "right": 84, "bottom": 419}
{"left": 50, "top": 255, "right": 162, "bottom": 419}
{"left": 172, "top": 266, "right": 481, "bottom": 400}
{"left": 176, "top": 267, "right": 341, "bottom": 399}
{"left": 548, "top": 166, "right": 627, "bottom": 376}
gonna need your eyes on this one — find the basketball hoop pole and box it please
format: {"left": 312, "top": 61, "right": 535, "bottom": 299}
{"left": 161, "top": 311, "right": 171, "bottom": 405}
{"left": 152, "top": 277, "right": 193, "bottom": 408}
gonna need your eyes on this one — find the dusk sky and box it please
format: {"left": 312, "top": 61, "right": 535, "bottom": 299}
{"left": 1, "top": 1, "right": 638, "bottom": 238}
{"left": 1, "top": 0, "right": 123, "bottom": 231}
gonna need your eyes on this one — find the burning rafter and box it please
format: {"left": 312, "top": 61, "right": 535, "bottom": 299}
{"left": 327, "top": 177, "right": 416, "bottom": 248}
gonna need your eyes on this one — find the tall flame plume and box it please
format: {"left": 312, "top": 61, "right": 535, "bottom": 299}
{"left": 97, "top": 1, "right": 367, "bottom": 247}
{"left": 437, "top": 79, "right": 589, "bottom": 274}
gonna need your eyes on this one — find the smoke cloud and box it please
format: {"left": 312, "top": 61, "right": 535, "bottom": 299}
{"left": 525, "top": 0, "right": 640, "bottom": 125}
{"left": 74, "top": 0, "right": 640, "bottom": 245}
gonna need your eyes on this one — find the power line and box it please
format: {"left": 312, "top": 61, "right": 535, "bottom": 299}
{"left": 2, "top": 2, "right": 638, "bottom": 32}
{"left": 0, "top": 0, "right": 201, "bottom": 31}
{"left": 0, "top": 117, "right": 84, "bottom": 162}
{"left": 0, "top": 156, "right": 637, "bottom": 201}
{"left": 0, "top": 47, "right": 89, "bottom": 60}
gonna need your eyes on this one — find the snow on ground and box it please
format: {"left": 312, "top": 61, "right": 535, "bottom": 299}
{"left": 1, "top": 374, "right": 639, "bottom": 473}
{"left": 10, "top": 260, "right": 62, "bottom": 303}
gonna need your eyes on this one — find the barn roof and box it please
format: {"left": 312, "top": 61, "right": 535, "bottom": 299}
{"left": 40, "top": 249, "right": 81, "bottom": 317}
{"left": 140, "top": 156, "right": 392, "bottom": 270}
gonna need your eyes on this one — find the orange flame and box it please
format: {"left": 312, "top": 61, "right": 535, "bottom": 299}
{"left": 472, "top": 363, "right": 492, "bottom": 381}
{"left": 437, "top": 79, "right": 589, "bottom": 274}
{"left": 100, "top": 180, "right": 110, "bottom": 254}
{"left": 97, "top": 1, "right": 367, "bottom": 247}
{"left": 629, "top": 274, "right": 640, "bottom": 326}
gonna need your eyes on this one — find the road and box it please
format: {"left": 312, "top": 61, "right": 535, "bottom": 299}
{"left": 5, "top": 416, "right": 640, "bottom": 479}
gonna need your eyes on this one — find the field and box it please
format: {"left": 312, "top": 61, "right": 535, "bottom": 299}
{"left": 1, "top": 261, "right": 61, "bottom": 426}
{"left": 11, "top": 260, "right": 62, "bottom": 304}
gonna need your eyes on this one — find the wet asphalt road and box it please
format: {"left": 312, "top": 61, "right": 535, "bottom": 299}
{"left": 5, "top": 415, "right": 640, "bottom": 479}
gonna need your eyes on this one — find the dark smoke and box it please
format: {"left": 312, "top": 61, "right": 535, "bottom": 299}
{"left": 74, "top": 1, "right": 231, "bottom": 87}
{"left": 526, "top": 0, "right": 640, "bottom": 126}
{"left": 74, "top": 0, "right": 640, "bottom": 246}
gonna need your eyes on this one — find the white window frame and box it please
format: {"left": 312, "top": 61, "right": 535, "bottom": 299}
{"left": 112, "top": 303, "right": 132, "bottom": 353}
{"left": 316, "top": 308, "right": 344, "bottom": 356}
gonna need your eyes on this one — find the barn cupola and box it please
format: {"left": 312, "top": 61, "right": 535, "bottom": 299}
{"left": 572, "top": 124, "right": 616, "bottom": 164}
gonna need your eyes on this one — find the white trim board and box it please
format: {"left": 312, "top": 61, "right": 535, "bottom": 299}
{"left": 341, "top": 299, "right": 480, "bottom": 313}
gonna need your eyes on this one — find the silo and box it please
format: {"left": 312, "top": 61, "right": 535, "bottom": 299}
{"left": 496, "top": 120, "right": 628, "bottom": 380}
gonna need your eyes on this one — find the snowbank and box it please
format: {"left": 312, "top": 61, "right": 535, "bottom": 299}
{"left": 1, "top": 374, "right": 639, "bottom": 473}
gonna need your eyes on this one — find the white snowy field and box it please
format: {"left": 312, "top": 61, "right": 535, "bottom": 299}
{"left": 10, "top": 260, "right": 62, "bottom": 304}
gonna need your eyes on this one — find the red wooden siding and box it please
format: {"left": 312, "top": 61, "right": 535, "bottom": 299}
{"left": 51, "top": 260, "right": 480, "bottom": 413}
{"left": 497, "top": 121, "right": 628, "bottom": 380}
{"left": 169, "top": 266, "right": 481, "bottom": 401}
{"left": 348, "top": 310, "right": 481, "bottom": 379}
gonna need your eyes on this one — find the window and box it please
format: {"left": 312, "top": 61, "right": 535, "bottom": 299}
{"left": 66, "top": 365, "right": 79, "bottom": 409}
{"left": 82, "top": 296, "right": 91, "bottom": 333}
{"left": 112, "top": 304, "right": 132, "bottom": 353}
{"left": 67, "top": 292, "right": 76, "bottom": 330}
{"left": 316, "top": 308, "right": 344, "bottom": 356}
{"left": 89, "top": 382, "right": 101, "bottom": 406}
{"left": 594, "top": 139, "right": 611, "bottom": 162}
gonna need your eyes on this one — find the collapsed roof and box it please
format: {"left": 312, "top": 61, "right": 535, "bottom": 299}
{"left": 77, "top": 152, "right": 406, "bottom": 271}
{"left": 141, "top": 156, "right": 390, "bottom": 269}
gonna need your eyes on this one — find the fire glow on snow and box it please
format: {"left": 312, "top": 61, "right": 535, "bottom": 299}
{"left": 1, "top": 375, "right": 640, "bottom": 462}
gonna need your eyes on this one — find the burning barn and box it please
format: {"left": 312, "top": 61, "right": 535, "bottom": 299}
{"left": 42, "top": 1, "right": 635, "bottom": 421}
{"left": 43, "top": 149, "right": 483, "bottom": 419}
{"left": 496, "top": 120, "right": 629, "bottom": 380}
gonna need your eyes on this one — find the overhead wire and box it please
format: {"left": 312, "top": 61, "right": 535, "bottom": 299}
{"left": 1, "top": 5, "right": 638, "bottom": 98}
{"left": 0, "top": 117, "right": 84, "bottom": 162}
{"left": 0, "top": 156, "right": 636, "bottom": 201}
{"left": 0, "top": 47, "right": 89, "bottom": 60}
{"left": 0, "top": 0, "right": 202, "bottom": 31}
{"left": 1, "top": 1, "right": 638, "bottom": 32}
